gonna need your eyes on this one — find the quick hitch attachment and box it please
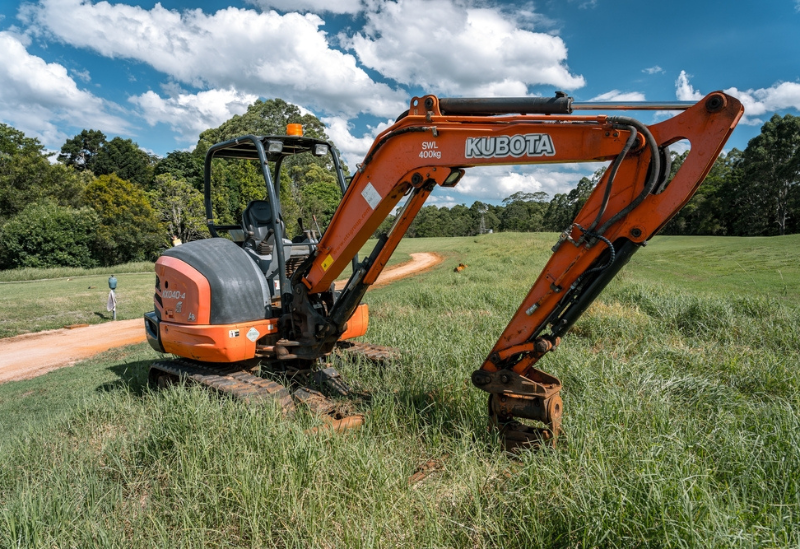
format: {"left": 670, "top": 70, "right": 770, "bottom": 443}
{"left": 471, "top": 367, "right": 563, "bottom": 451}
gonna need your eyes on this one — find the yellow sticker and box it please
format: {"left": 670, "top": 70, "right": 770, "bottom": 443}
{"left": 321, "top": 254, "right": 334, "bottom": 272}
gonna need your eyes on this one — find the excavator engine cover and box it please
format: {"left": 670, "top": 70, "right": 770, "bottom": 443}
{"left": 159, "top": 238, "right": 270, "bottom": 324}
{"left": 150, "top": 238, "right": 273, "bottom": 362}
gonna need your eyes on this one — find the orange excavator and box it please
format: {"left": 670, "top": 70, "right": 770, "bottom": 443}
{"left": 145, "top": 91, "right": 743, "bottom": 448}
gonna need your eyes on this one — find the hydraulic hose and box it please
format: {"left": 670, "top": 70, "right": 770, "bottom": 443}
{"left": 587, "top": 126, "right": 639, "bottom": 234}
{"left": 593, "top": 116, "right": 660, "bottom": 237}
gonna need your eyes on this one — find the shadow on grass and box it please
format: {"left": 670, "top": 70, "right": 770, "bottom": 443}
{"left": 97, "top": 360, "right": 152, "bottom": 395}
{"left": 94, "top": 312, "right": 110, "bottom": 320}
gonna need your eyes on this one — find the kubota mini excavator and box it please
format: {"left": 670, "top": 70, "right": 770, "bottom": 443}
{"left": 145, "top": 91, "right": 743, "bottom": 449}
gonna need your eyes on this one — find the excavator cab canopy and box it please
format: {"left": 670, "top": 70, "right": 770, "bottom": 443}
{"left": 201, "top": 133, "right": 353, "bottom": 309}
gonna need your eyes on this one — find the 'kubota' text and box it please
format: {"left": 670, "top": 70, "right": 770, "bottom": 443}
{"left": 465, "top": 133, "right": 555, "bottom": 159}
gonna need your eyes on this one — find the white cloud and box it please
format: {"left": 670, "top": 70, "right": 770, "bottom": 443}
{"left": 344, "top": 0, "right": 585, "bottom": 96}
{"left": 0, "top": 31, "right": 129, "bottom": 147}
{"left": 722, "top": 82, "right": 800, "bottom": 125}
{"left": 129, "top": 88, "right": 258, "bottom": 143}
{"left": 71, "top": 68, "right": 91, "bottom": 82}
{"left": 248, "top": 0, "right": 363, "bottom": 14}
{"left": 589, "top": 90, "right": 646, "bottom": 102}
{"left": 642, "top": 65, "right": 664, "bottom": 75}
{"left": 450, "top": 163, "right": 604, "bottom": 203}
{"left": 676, "top": 70, "right": 800, "bottom": 125}
{"left": 675, "top": 70, "right": 703, "bottom": 101}
{"left": 321, "top": 115, "right": 393, "bottom": 169}
{"left": 25, "top": 0, "right": 407, "bottom": 118}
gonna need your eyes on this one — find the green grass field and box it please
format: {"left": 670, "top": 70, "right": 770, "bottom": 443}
{"left": 0, "top": 262, "right": 155, "bottom": 338}
{"left": 1, "top": 233, "right": 798, "bottom": 547}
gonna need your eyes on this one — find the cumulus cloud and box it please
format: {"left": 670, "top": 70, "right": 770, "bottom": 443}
{"left": 322, "top": 115, "right": 393, "bottom": 169}
{"left": 24, "top": 0, "right": 407, "bottom": 118}
{"left": 0, "top": 31, "right": 129, "bottom": 147}
{"left": 344, "top": 0, "right": 585, "bottom": 96}
{"left": 676, "top": 70, "right": 800, "bottom": 125}
{"left": 247, "top": 0, "right": 362, "bottom": 14}
{"left": 675, "top": 70, "right": 703, "bottom": 101}
{"left": 642, "top": 65, "right": 664, "bottom": 75}
{"left": 450, "top": 163, "right": 604, "bottom": 203}
{"left": 589, "top": 90, "right": 646, "bottom": 102}
{"left": 129, "top": 88, "right": 258, "bottom": 143}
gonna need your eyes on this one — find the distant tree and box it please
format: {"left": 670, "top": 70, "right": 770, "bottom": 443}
{"left": 409, "top": 206, "right": 452, "bottom": 237}
{"left": 502, "top": 191, "right": 549, "bottom": 204}
{"left": 470, "top": 201, "right": 500, "bottom": 233}
{"left": 84, "top": 174, "right": 162, "bottom": 264}
{"left": 501, "top": 200, "right": 535, "bottom": 232}
{"left": 730, "top": 114, "right": 800, "bottom": 235}
{"left": 207, "top": 156, "right": 267, "bottom": 228}
{"left": 93, "top": 137, "right": 156, "bottom": 188}
{"left": 542, "top": 169, "right": 602, "bottom": 231}
{"left": 373, "top": 214, "right": 396, "bottom": 238}
{"left": 449, "top": 204, "right": 476, "bottom": 236}
{"left": 662, "top": 150, "right": 737, "bottom": 235}
{"left": 300, "top": 179, "right": 342, "bottom": 230}
{"left": 0, "top": 202, "right": 99, "bottom": 268}
{"left": 154, "top": 151, "right": 204, "bottom": 191}
{"left": 58, "top": 129, "right": 106, "bottom": 172}
{"left": 149, "top": 174, "right": 209, "bottom": 244}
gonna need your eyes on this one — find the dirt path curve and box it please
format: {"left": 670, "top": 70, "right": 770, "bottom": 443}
{"left": 0, "top": 252, "right": 443, "bottom": 384}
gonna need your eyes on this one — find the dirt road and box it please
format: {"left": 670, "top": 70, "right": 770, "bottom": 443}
{"left": 0, "top": 252, "right": 443, "bottom": 384}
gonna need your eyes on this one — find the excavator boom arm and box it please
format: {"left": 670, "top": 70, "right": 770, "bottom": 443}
{"left": 292, "top": 91, "right": 743, "bottom": 449}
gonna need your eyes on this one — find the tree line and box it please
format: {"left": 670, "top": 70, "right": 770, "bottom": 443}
{"left": 0, "top": 99, "right": 346, "bottom": 269}
{"left": 1, "top": 103, "right": 797, "bottom": 270}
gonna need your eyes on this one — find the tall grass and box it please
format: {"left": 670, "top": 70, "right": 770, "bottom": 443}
{"left": 1, "top": 233, "right": 799, "bottom": 547}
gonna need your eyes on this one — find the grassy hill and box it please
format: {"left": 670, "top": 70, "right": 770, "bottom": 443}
{"left": 1, "top": 233, "right": 798, "bottom": 547}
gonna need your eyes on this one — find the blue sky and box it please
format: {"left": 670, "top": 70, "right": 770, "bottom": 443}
{"left": 1, "top": 0, "right": 799, "bottom": 206}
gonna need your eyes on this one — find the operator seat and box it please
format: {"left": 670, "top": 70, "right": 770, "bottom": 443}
{"left": 242, "top": 200, "right": 275, "bottom": 247}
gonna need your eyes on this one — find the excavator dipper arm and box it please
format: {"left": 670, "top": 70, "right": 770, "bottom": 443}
{"left": 290, "top": 92, "right": 743, "bottom": 449}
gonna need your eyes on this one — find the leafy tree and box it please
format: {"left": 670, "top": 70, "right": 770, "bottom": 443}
{"left": 154, "top": 151, "right": 204, "bottom": 191}
{"left": 0, "top": 202, "right": 99, "bottom": 268}
{"left": 1, "top": 125, "right": 91, "bottom": 222}
{"left": 663, "top": 150, "right": 738, "bottom": 235}
{"left": 58, "top": 129, "right": 106, "bottom": 172}
{"left": 93, "top": 137, "right": 156, "bottom": 188}
{"left": 0, "top": 123, "right": 47, "bottom": 157}
{"left": 84, "top": 174, "right": 163, "bottom": 264}
{"left": 300, "top": 179, "right": 342, "bottom": 229}
{"left": 728, "top": 114, "right": 800, "bottom": 235}
{"left": 197, "top": 98, "right": 346, "bottom": 238}
{"left": 149, "top": 174, "right": 209, "bottom": 244}
{"left": 470, "top": 201, "right": 500, "bottom": 233}
{"left": 409, "top": 206, "right": 455, "bottom": 237}
{"left": 542, "top": 169, "right": 602, "bottom": 231}
{"left": 196, "top": 98, "right": 328, "bottom": 155}
{"left": 208, "top": 157, "right": 267, "bottom": 227}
